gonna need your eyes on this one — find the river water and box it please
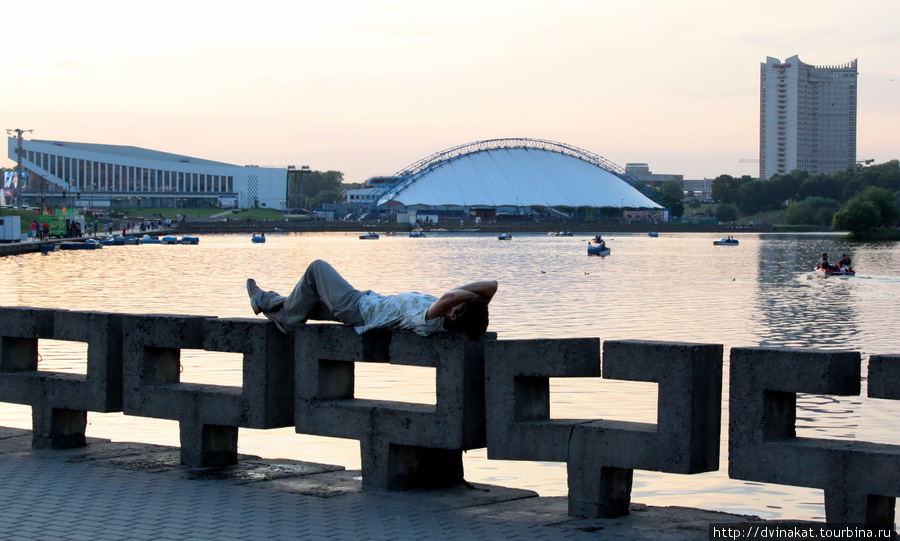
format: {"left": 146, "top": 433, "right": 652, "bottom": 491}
{"left": 1, "top": 231, "right": 899, "bottom": 520}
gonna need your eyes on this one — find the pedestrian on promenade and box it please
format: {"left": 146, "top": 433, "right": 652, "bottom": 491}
{"left": 247, "top": 259, "right": 496, "bottom": 339}
{"left": 30, "top": 220, "right": 37, "bottom": 241}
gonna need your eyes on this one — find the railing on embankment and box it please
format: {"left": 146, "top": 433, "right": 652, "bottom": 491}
{"left": 1, "top": 307, "right": 897, "bottom": 525}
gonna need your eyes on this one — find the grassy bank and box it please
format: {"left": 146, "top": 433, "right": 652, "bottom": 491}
{"left": 849, "top": 228, "right": 900, "bottom": 241}
{"left": 1, "top": 208, "right": 107, "bottom": 234}
{"left": 0, "top": 208, "right": 41, "bottom": 234}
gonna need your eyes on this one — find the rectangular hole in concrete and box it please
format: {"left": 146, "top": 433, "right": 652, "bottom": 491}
{"left": 37, "top": 339, "right": 88, "bottom": 376}
{"left": 354, "top": 363, "right": 436, "bottom": 406}
{"left": 178, "top": 349, "right": 245, "bottom": 387}
{"left": 549, "top": 377, "right": 658, "bottom": 423}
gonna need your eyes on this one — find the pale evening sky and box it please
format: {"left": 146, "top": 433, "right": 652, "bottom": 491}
{"left": 3, "top": 0, "right": 899, "bottom": 184}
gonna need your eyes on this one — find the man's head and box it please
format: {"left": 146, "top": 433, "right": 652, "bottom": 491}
{"left": 443, "top": 300, "right": 489, "bottom": 340}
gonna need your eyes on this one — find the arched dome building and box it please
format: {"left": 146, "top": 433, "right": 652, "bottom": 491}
{"left": 355, "top": 138, "right": 665, "bottom": 221}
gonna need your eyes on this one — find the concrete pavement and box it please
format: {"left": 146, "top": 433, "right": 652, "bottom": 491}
{"left": 0, "top": 426, "right": 765, "bottom": 540}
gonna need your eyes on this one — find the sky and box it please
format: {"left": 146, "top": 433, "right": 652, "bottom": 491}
{"left": 3, "top": 0, "right": 899, "bottom": 184}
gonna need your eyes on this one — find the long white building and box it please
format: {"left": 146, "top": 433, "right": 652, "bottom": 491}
{"left": 6, "top": 138, "right": 288, "bottom": 209}
{"left": 760, "top": 55, "right": 858, "bottom": 180}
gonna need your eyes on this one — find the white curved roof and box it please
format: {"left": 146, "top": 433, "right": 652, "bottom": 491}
{"left": 387, "top": 147, "right": 662, "bottom": 208}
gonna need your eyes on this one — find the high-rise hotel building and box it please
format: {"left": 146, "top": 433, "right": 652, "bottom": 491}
{"left": 759, "top": 55, "right": 858, "bottom": 180}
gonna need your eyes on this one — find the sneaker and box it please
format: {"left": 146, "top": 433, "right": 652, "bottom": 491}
{"left": 247, "top": 278, "right": 263, "bottom": 314}
{"left": 263, "top": 310, "right": 291, "bottom": 335}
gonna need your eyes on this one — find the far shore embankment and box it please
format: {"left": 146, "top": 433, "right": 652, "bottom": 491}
{"left": 173, "top": 219, "right": 778, "bottom": 235}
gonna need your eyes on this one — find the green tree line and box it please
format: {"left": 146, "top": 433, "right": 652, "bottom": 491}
{"left": 287, "top": 170, "right": 350, "bottom": 210}
{"left": 710, "top": 160, "right": 900, "bottom": 237}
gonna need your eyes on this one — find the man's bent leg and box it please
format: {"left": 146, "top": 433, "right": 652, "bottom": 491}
{"left": 280, "top": 260, "right": 366, "bottom": 328}
{"left": 253, "top": 285, "right": 287, "bottom": 313}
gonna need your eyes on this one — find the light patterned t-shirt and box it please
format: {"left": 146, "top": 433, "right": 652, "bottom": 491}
{"left": 354, "top": 291, "right": 444, "bottom": 336}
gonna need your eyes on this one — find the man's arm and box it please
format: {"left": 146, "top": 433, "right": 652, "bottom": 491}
{"left": 425, "top": 280, "right": 498, "bottom": 320}
{"left": 454, "top": 280, "right": 498, "bottom": 303}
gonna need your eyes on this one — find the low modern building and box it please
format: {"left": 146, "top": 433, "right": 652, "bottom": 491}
{"left": 6, "top": 138, "right": 288, "bottom": 209}
{"left": 681, "top": 178, "right": 715, "bottom": 199}
{"left": 345, "top": 176, "right": 400, "bottom": 208}
{"left": 624, "top": 163, "right": 684, "bottom": 189}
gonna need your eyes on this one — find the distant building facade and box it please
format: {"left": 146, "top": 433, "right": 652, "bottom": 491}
{"left": 624, "top": 163, "right": 683, "bottom": 189}
{"left": 760, "top": 55, "right": 858, "bottom": 180}
{"left": 6, "top": 138, "right": 288, "bottom": 209}
{"left": 681, "top": 178, "right": 714, "bottom": 199}
{"left": 345, "top": 176, "right": 400, "bottom": 206}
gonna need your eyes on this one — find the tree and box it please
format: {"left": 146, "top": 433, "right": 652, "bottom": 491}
{"left": 288, "top": 170, "right": 345, "bottom": 208}
{"left": 658, "top": 180, "right": 684, "bottom": 201}
{"left": 841, "top": 178, "right": 868, "bottom": 202}
{"left": 798, "top": 174, "right": 842, "bottom": 201}
{"left": 736, "top": 180, "right": 771, "bottom": 215}
{"left": 311, "top": 190, "right": 342, "bottom": 210}
{"left": 832, "top": 200, "right": 881, "bottom": 237}
{"left": 785, "top": 203, "right": 808, "bottom": 225}
{"left": 859, "top": 160, "right": 900, "bottom": 193}
{"left": 787, "top": 197, "right": 841, "bottom": 226}
{"left": 852, "top": 186, "right": 900, "bottom": 226}
{"left": 666, "top": 197, "right": 685, "bottom": 218}
{"left": 653, "top": 185, "right": 684, "bottom": 217}
{"left": 715, "top": 203, "right": 738, "bottom": 223}
{"left": 711, "top": 175, "right": 750, "bottom": 204}
{"left": 768, "top": 173, "right": 802, "bottom": 204}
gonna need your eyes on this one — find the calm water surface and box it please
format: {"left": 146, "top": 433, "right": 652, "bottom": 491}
{"left": 2, "top": 231, "right": 899, "bottom": 520}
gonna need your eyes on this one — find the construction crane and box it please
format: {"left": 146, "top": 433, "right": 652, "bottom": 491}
{"left": 5, "top": 128, "right": 34, "bottom": 210}
{"left": 738, "top": 158, "right": 759, "bottom": 163}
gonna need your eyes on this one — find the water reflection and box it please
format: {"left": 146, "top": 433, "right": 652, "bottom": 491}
{"left": 1, "top": 231, "right": 899, "bottom": 520}
{"left": 753, "top": 235, "right": 859, "bottom": 350}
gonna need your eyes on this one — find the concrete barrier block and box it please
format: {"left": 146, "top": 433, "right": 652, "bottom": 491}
{"left": 485, "top": 338, "right": 722, "bottom": 519}
{"left": 122, "top": 315, "right": 294, "bottom": 467}
{"left": 602, "top": 340, "right": 723, "bottom": 474}
{"left": 202, "top": 317, "right": 294, "bottom": 428}
{"left": 484, "top": 338, "right": 601, "bottom": 463}
{"left": 728, "top": 347, "right": 900, "bottom": 525}
{"left": 51, "top": 310, "right": 125, "bottom": 412}
{"left": 729, "top": 348, "right": 861, "bottom": 487}
{"left": 568, "top": 340, "right": 723, "bottom": 518}
{"left": 0, "top": 307, "right": 56, "bottom": 375}
{"left": 294, "top": 324, "right": 380, "bottom": 440}
{"left": 294, "top": 323, "right": 490, "bottom": 490}
{"left": 0, "top": 309, "right": 124, "bottom": 449}
{"left": 122, "top": 314, "right": 207, "bottom": 417}
{"left": 867, "top": 355, "right": 900, "bottom": 400}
